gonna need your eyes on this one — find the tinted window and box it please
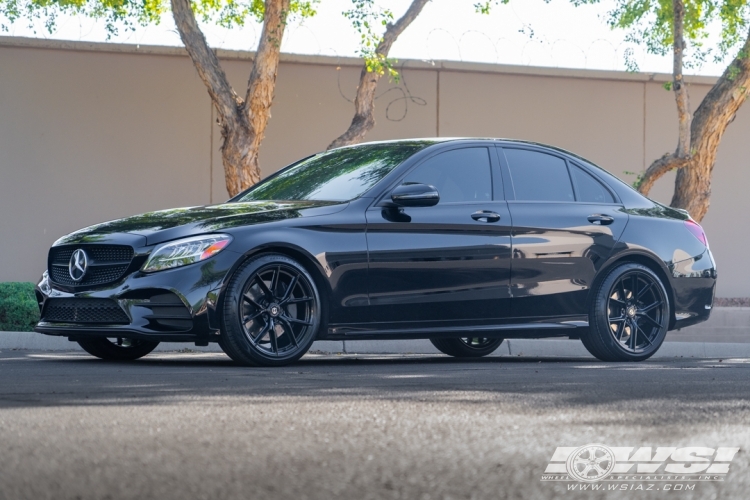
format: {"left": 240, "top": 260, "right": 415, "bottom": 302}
{"left": 571, "top": 165, "right": 615, "bottom": 203}
{"left": 504, "top": 149, "right": 574, "bottom": 202}
{"left": 403, "top": 148, "right": 492, "bottom": 203}
{"left": 237, "top": 144, "right": 422, "bottom": 202}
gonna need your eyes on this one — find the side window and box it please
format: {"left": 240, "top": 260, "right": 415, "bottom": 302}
{"left": 503, "top": 149, "right": 574, "bottom": 202}
{"left": 571, "top": 164, "right": 615, "bottom": 204}
{"left": 403, "top": 148, "right": 492, "bottom": 203}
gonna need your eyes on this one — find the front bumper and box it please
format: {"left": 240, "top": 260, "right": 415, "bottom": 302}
{"left": 35, "top": 250, "right": 240, "bottom": 343}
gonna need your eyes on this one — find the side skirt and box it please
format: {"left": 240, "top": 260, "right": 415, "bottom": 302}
{"left": 325, "top": 320, "right": 589, "bottom": 341}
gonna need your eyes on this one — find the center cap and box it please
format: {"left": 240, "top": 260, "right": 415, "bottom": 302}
{"left": 268, "top": 304, "right": 281, "bottom": 317}
{"left": 626, "top": 305, "right": 637, "bottom": 318}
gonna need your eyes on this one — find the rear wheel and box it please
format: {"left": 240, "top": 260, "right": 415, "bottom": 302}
{"left": 77, "top": 337, "right": 159, "bottom": 361}
{"left": 430, "top": 337, "right": 504, "bottom": 358}
{"left": 582, "top": 263, "right": 670, "bottom": 362}
{"left": 219, "top": 254, "right": 321, "bottom": 367}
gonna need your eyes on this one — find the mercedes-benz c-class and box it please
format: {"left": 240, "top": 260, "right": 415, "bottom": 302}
{"left": 35, "top": 139, "right": 716, "bottom": 365}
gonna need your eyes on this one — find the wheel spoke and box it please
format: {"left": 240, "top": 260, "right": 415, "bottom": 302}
{"left": 270, "top": 266, "right": 280, "bottom": 297}
{"left": 615, "top": 320, "right": 626, "bottom": 341}
{"left": 278, "top": 316, "right": 299, "bottom": 347}
{"left": 284, "top": 296, "right": 313, "bottom": 304}
{"left": 631, "top": 274, "right": 638, "bottom": 300}
{"left": 635, "top": 323, "right": 653, "bottom": 346}
{"left": 609, "top": 297, "right": 627, "bottom": 308}
{"left": 280, "top": 275, "right": 299, "bottom": 303}
{"left": 243, "top": 310, "right": 264, "bottom": 323}
{"left": 252, "top": 321, "right": 271, "bottom": 344}
{"left": 283, "top": 315, "right": 312, "bottom": 327}
{"left": 243, "top": 292, "right": 262, "bottom": 309}
{"left": 617, "top": 279, "right": 628, "bottom": 301}
{"left": 629, "top": 320, "right": 638, "bottom": 349}
{"left": 637, "top": 281, "right": 653, "bottom": 301}
{"left": 254, "top": 274, "right": 274, "bottom": 299}
{"left": 639, "top": 301, "right": 663, "bottom": 314}
{"left": 637, "top": 313, "right": 663, "bottom": 330}
{"left": 269, "top": 321, "right": 279, "bottom": 354}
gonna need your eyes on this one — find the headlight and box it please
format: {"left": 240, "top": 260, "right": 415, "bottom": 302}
{"left": 142, "top": 234, "right": 232, "bottom": 273}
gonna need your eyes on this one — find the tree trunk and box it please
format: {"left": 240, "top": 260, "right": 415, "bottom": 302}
{"left": 327, "top": 0, "right": 429, "bottom": 150}
{"left": 637, "top": 6, "right": 750, "bottom": 221}
{"left": 636, "top": 0, "right": 690, "bottom": 196}
{"left": 171, "top": 0, "right": 290, "bottom": 197}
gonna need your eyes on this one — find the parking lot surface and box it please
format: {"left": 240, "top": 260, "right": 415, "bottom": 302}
{"left": 1, "top": 350, "right": 748, "bottom": 499}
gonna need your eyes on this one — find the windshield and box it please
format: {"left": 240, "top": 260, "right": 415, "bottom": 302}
{"left": 235, "top": 143, "right": 423, "bottom": 202}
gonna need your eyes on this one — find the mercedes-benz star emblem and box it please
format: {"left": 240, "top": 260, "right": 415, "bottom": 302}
{"left": 68, "top": 249, "right": 89, "bottom": 282}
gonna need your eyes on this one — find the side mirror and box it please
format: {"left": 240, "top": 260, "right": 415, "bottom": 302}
{"left": 390, "top": 183, "right": 440, "bottom": 207}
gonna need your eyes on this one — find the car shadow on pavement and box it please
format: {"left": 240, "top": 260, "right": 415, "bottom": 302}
{"left": 1, "top": 350, "right": 747, "bottom": 421}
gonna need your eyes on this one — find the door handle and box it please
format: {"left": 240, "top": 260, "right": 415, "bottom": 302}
{"left": 587, "top": 214, "right": 614, "bottom": 225}
{"left": 471, "top": 211, "right": 501, "bottom": 223}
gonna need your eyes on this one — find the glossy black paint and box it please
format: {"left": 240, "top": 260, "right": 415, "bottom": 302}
{"left": 35, "top": 138, "right": 716, "bottom": 345}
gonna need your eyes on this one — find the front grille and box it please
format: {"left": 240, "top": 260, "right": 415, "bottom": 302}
{"left": 49, "top": 245, "right": 135, "bottom": 288}
{"left": 42, "top": 298, "right": 130, "bottom": 324}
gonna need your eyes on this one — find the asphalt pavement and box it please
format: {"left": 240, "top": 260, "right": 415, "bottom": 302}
{"left": 1, "top": 350, "right": 749, "bottom": 500}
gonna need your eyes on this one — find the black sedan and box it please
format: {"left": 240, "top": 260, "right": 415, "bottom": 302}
{"left": 35, "top": 139, "right": 716, "bottom": 365}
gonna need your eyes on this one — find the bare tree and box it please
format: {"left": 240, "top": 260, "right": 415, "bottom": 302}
{"left": 328, "top": 0, "right": 430, "bottom": 150}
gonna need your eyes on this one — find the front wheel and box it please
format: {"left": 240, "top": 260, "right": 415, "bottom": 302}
{"left": 582, "top": 263, "right": 670, "bottom": 362}
{"left": 77, "top": 337, "right": 159, "bottom": 361}
{"left": 430, "top": 337, "right": 504, "bottom": 358}
{"left": 219, "top": 254, "right": 322, "bottom": 367}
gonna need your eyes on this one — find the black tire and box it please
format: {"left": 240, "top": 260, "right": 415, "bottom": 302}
{"left": 77, "top": 337, "right": 159, "bottom": 361}
{"left": 430, "top": 337, "right": 504, "bottom": 358}
{"left": 219, "top": 253, "right": 321, "bottom": 367}
{"left": 582, "top": 262, "right": 670, "bottom": 362}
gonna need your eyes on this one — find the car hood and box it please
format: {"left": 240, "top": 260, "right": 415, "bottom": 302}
{"left": 54, "top": 200, "right": 347, "bottom": 246}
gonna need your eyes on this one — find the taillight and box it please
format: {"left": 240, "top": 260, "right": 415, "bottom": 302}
{"left": 684, "top": 220, "right": 708, "bottom": 247}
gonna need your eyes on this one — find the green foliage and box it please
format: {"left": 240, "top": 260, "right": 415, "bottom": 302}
{"left": 0, "top": 282, "right": 40, "bottom": 332}
{"left": 0, "top": 0, "right": 317, "bottom": 37}
{"left": 572, "top": 0, "right": 750, "bottom": 70}
{"left": 343, "top": 0, "right": 397, "bottom": 79}
{"left": 623, "top": 169, "right": 646, "bottom": 190}
{"left": 474, "top": 0, "right": 510, "bottom": 15}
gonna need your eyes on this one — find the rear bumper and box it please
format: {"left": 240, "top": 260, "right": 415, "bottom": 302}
{"left": 34, "top": 250, "right": 239, "bottom": 343}
{"left": 669, "top": 248, "right": 717, "bottom": 331}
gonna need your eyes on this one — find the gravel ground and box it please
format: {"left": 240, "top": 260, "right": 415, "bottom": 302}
{"left": 1, "top": 350, "right": 748, "bottom": 500}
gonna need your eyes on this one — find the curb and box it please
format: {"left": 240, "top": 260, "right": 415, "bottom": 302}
{"left": 2, "top": 332, "right": 750, "bottom": 359}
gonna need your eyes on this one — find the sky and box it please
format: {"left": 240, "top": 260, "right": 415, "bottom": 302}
{"left": 1, "top": 0, "right": 735, "bottom": 77}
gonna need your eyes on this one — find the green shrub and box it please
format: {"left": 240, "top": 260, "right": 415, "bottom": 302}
{"left": 0, "top": 282, "right": 40, "bottom": 332}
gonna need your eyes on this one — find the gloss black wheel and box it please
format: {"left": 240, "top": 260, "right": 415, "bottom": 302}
{"left": 77, "top": 337, "right": 159, "bottom": 361}
{"left": 220, "top": 254, "right": 321, "bottom": 366}
{"left": 429, "top": 337, "right": 504, "bottom": 358}
{"left": 583, "top": 263, "right": 670, "bottom": 362}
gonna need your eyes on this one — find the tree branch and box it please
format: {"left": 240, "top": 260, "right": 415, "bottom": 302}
{"left": 328, "top": 0, "right": 430, "bottom": 149}
{"left": 672, "top": 0, "right": 691, "bottom": 159}
{"left": 244, "top": 0, "right": 290, "bottom": 118}
{"left": 170, "top": 0, "right": 240, "bottom": 123}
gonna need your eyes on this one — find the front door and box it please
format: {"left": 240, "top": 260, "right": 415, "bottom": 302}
{"left": 497, "top": 146, "right": 627, "bottom": 319}
{"left": 365, "top": 146, "right": 513, "bottom": 330}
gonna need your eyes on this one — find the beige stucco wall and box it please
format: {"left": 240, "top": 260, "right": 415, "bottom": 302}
{"left": 1, "top": 37, "right": 747, "bottom": 297}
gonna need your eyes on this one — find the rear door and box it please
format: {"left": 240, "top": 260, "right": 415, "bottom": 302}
{"left": 365, "top": 145, "right": 513, "bottom": 329}
{"left": 497, "top": 145, "right": 627, "bottom": 319}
